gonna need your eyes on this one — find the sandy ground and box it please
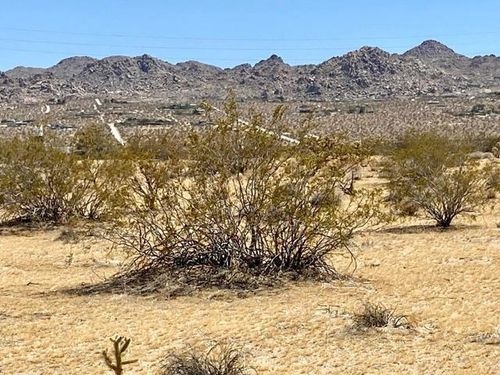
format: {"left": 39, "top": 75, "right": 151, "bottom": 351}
{"left": 0, "top": 207, "right": 499, "bottom": 374}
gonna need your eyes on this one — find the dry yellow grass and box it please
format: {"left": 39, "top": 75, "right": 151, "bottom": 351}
{"left": 0, "top": 205, "right": 499, "bottom": 374}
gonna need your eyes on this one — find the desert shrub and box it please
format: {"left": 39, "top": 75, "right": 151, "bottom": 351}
{"left": 470, "top": 103, "right": 492, "bottom": 115}
{"left": 383, "top": 132, "right": 497, "bottom": 227}
{"left": 0, "top": 135, "right": 127, "bottom": 224}
{"left": 352, "top": 302, "right": 411, "bottom": 329}
{"left": 123, "top": 129, "right": 189, "bottom": 161}
{"left": 362, "top": 137, "right": 394, "bottom": 156}
{"left": 56, "top": 227, "right": 82, "bottom": 244}
{"left": 487, "top": 167, "right": 500, "bottom": 192}
{"left": 72, "top": 123, "right": 120, "bottom": 159}
{"left": 73, "top": 159, "right": 130, "bottom": 221}
{"left": 161, "top": 344, "right": 253, "bottom": 375}
{"left": 102, "top": 100, "right": 386, "bottom": 289}
{"left": 464, "top": 134, "right": 500, "bottom": 154}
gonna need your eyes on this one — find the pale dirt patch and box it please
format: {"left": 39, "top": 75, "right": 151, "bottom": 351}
{"left": 0, "top": 208, "right": 499, "bottom": 374}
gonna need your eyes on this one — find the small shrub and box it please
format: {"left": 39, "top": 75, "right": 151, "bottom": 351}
{"left": 352, "top": 302, "right": 411, "bottom": 329}
{"left": 385, "top": 195, "right": 420, "bottom": 217}
{"left": 464, "top": 134, "right": 500, "bottom": 154}
{"left": 0, "top": 135, "right": 127, "bottom": 224}
{"left": 56, "top": 227, "right": 81, "bottom": 244}
{"left": 161, "top": 344, "right": 253, "bottom": 375}
{"left": 72, "top": 123, "right": 119, "bottom": 159}
{"left": 470, "top": 103, "right": 491, "bottom": 115}
{"left": 384, "top": 133, "right": 497, "bottom": 227}
{"left": 123, "top": 129, "right": 189, "bottom": 161}
{"left": 486, "top": 167, "right": 500, "bottom": 197}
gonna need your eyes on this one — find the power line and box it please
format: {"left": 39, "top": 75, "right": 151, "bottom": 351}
{"left": 0, "top": 43, "right": 496, "bottom": 63}
{"left": 1, "top": 26, "right": 500, "bottom": 42}
{"left": 0, "top": 37, "right": 491, "bottom": 52}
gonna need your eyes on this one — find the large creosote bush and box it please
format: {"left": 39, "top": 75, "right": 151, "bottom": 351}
{"left": 104, "top": 100, "right": 386, "bottom": 287}
{"left": 0, "top": 135, "right": 128, "bottom": 224}
{"left": 384, "top": 132, "right": 497, "bottom": 227}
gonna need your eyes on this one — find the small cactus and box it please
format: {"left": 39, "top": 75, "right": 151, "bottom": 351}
{"left": 102, "top": 336, "right": 138, "bottom": 375}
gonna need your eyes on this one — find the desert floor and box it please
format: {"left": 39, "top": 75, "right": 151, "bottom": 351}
{"left": 0, "top": 205, "right": 499, "bottom": 374}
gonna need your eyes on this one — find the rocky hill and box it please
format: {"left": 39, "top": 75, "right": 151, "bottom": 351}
{"left": 1, "top": 40, "right": 498, "bottom": 102}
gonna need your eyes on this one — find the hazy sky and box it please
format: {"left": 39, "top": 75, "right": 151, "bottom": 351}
{"left": 0, "top": 0, "right": 498, "bottom": 70}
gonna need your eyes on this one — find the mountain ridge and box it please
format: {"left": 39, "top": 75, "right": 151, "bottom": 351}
{"left": 1, "top": 40, "right": 498, "bottom": 102}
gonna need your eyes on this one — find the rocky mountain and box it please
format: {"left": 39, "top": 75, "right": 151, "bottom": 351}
{"left": 48, "top": 56, "right": 98, "bottom": 78}
{"left": 1, "top": 40, "right": 499, "bottom": 102}
{"left": 403, "top": 40, "right": 499, "bottom": 87}
{"left": 4, "top": 66, "right": 47, "bottom": 80}
{"left": 404, "top": 40, "right": 463, "bottom": 60}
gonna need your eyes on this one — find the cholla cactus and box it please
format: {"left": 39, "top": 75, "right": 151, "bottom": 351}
{"left": 102, "top": 336, "right": 138, "bottom": 375}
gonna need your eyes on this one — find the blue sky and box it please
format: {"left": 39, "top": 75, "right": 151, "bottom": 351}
{"left": 0, "top": 0, "right": 498, "bottom": 70}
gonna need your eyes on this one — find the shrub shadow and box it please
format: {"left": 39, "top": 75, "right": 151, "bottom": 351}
{"left": 62, "top": 265, "right": 348, "bottom": 299}
{"left": 377, "top": 223, "right": 481, "bottom": 235}
{"left": 0, "top": 217, "right": 58, "bottom": 236}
